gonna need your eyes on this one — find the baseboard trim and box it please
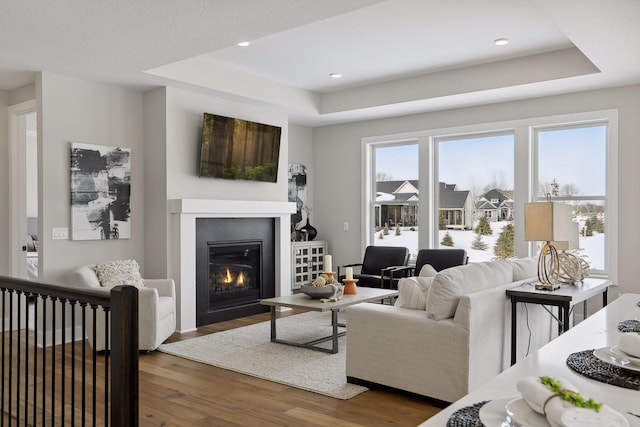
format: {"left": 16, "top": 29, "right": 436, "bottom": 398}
{"left": 346, "top": 376, "right": 451, "bottom": 408}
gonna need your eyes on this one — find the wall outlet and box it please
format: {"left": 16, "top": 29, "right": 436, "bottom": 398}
{"left": 52, "top": 227, "right": 68, "bottom": 240}
{"left": 343, "top": 222, "right": 349, "bottom": 231}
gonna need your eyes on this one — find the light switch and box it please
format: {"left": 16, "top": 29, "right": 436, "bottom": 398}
{"left": 343, "top": 222, "right": 349, "bottom": 231}
{"left": 52, "top": 227, "right": 69, "bottom": 240}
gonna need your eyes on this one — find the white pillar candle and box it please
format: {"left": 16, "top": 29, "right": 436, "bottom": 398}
{"left": 345, "top": 267, "right": 353, "bottom": 280}
{"left": 324, "top": 255, "right": 332, "bottom": 272}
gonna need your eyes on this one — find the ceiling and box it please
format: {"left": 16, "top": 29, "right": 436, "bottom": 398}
{"left": 1, "top": 0, "right": 639, "bottom": 127}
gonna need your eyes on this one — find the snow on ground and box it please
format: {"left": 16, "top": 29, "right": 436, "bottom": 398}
{"left": 375, "top": 220, "right": 604, "bottom": 269}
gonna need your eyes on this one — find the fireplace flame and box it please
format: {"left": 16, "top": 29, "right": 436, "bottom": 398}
{"left": 237, "top": 272, "right": 245, "bottom": 285}
{"left": 224, "top": 268, "right": 232, "bottom": 283}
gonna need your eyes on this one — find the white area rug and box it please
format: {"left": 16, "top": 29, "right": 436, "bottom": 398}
{"left": 158, "top": 311, "right": 368, "bottom": 399}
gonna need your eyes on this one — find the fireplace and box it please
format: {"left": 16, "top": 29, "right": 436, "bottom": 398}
{"left": 207, "top": 240, "right": 261, "bottom": 308}
{"left": 196, "top": 218, "right": 275, "bottom": 326}
{"left": 169, "top": 199, "right": 295, "bottom": 332}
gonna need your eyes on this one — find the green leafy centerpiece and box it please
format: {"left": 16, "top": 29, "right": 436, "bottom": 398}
{"left": 540, "top": 376, "right": 602, "bottom": 412}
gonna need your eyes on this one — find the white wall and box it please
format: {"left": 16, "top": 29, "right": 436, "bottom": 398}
{"left": 141, "top": 86, "right": 290, "bottom": 279}
{"left": 38, "top": 73, "right": 145, "bottom": 283}
{"left": 25, "top": 112, "right": 38, "bottom": 219}
{"left": 0, "top": 90, "right": 9, "bottom": 275}
{"left": 142, "top": 87, "right": 168, "bottom": 278}
{"left": 9, "top": 84, "right": 36, "bottom": 106}
{"left": 313, "top": 84, "right": 640, "bottom": 295}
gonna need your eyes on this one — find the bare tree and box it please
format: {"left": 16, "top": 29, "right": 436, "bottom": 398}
{"left": 467, "top": 177, "right": 481, "bottom": 204}
{"left": 561, "top": 183, "right": 580, "bottom": 197}
{"left": 539, "top": 180, "right": 553, "bottom": 197}
{"left": 377, "top": 172, "right": 394, "bottom": 181}
{"left": 482, "top": 171, "right": 507, "bottom": 193}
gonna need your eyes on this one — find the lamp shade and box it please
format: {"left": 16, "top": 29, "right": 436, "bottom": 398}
{"left": 552, "top": 221, "right": 580, "bottom": 251}
{"left": 524, "top": 201, "right": 573, "bottom": 242}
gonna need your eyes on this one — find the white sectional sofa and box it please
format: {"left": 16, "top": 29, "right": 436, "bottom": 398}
{"left": 345, "top": 257, "right": 556, "bottom": 403}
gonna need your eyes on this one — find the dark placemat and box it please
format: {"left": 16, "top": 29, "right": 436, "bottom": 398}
{"left": 446, "top": 400, "right": 489, "bottom": 427}
{"left": 618, "top": 319, "right": 640, "bottom": 333}
{"left": 567, "top": 349, "right": 640, "bottom": 390}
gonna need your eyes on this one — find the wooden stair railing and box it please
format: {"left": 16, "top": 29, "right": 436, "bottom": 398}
{"left": 0, "top": 275, "right": 138, "bottom": 426}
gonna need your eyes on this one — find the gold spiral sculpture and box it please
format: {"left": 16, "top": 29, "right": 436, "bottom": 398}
{"left": 537, "top": 241, "right": 560, "bottom": 289}
{"left": 558, "top": 251, "right": 589, "bottom": 284}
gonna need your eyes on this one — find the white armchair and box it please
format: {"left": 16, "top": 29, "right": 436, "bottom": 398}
{"left": 74, "top": 264, "right": 176, "bottom": 351}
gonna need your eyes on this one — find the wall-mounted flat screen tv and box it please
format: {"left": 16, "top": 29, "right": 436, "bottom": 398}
{"left": 199, "top": 113, "right": 281, "bottom": 183}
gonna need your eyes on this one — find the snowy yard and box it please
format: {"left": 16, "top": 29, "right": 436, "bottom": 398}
{"left": 375, "top": 219, "right": 604, "bottom": 269}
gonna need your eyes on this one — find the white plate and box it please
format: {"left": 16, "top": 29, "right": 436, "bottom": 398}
{"left": 479, "top": 395, "right": 630, "bottom": 427}
{"left": 478, "top": 397, "right": 516, "bottom": 427}
{"left": 611, "top": 345, "right": 640, "bottom": 366}
{"left": 505, "top": 398, "right": 551, "bottom": 427}
{"left": 593, "top": 347, "right": 640, "bottom": 373}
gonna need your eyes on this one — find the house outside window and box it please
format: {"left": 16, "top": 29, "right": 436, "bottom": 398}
{"left": 364, "top": 109, "right": 617, "bottom": 279}
{"left": 371, "top": 143, "right": 419, "bottom": 256}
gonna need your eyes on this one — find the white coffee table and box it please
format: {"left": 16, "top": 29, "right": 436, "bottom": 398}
{"left": 260, "top": 287, "right": 398, "bottom": 354}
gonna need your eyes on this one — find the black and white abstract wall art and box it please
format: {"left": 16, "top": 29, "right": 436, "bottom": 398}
{"left": 288, "top": 163, "right": 308, "bottom": 230}
{"left": 70, "top": 142, "right": 131, "bottom": 240}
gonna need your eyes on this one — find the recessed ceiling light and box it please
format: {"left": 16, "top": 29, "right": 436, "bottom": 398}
{"left": 237, "top": 41, "right": 251, "bottom": 47}
{"left": 329, "top": 73, "right": 343, "bottom": 79}
{"left": 494, "top": 38, "right": 509, "bottom": 46}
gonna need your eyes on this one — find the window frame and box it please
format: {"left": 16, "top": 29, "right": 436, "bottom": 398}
{"left": 532, "top": 121, "right": 610, "bottom": 275}
{"left": 362, "top": 109, "right": 618, "bottom": 282}
{"left": 364, "top": 138, "right": 419, "bottom": 249}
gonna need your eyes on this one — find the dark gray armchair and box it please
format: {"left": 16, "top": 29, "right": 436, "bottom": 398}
{"left": 338, "top": 246, "right": 410, "bottom": 288}
{"left": 386, "top": 249, "right": 469, "bottom": 283}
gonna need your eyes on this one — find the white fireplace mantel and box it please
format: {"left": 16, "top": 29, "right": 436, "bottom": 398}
{"left": 168, "top": 198, "right": 296, "bottom": 216}
{"left": 169, "top": 199, "right": 296, "bottom": 332}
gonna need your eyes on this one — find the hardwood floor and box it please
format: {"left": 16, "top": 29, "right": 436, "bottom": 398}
{"left": 2, "top": 308, "right": 442, "bottom": 426}
{"left": 138, "top": 309, "right": 442, "bottom": 426}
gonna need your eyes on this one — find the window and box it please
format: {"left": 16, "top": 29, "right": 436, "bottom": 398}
{"left": 437, "top": 132, "right": 514, "bottom": 260}
{"left": 534, "top": 123, "right": 608, "bottom": 272}
{"left": 364, "top": 110, "right": 616, "bottom": 279}
{"left": 371, "top": 143, "right": 419, "bottom": 256}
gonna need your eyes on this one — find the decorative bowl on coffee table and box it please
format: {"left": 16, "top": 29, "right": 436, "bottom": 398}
{"left": 300, "top": 285, "right": 335, "bottom": 299}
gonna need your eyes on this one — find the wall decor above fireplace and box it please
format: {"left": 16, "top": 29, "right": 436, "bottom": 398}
{"left": 199, "top": 113, "right": 281, "bottom": 183}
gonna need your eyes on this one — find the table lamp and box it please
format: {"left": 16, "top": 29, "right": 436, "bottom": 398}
{"left": 553, "top": 221, "right": 589, "bottom": 284}
{"left": 524, "top": 199, "right": 574, "bottom": 290}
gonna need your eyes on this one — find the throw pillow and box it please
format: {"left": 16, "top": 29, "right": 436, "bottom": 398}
{"left": 510, "top": 256, "right": 538, "bottom": 281}
{"left": 418, "top": 264, "right": 437, "bottom": 277}
{"left": 426, "top": 260, "right": 513, "bottom": 320}
{"left": 395, "top": 277, "right": 433, "bottom": 310}
{"left": 94, "top": 259, "right": 145, "bottom": 288}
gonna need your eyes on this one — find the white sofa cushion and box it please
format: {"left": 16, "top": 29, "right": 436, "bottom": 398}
{"left": 418, "top": 264, "right": 438, "bottom": 277}
{"left": 426, "top": 260, "right": 513, "bottom": 320}
{"left": 395, "top": 277, "right": 433, "bottom": 310}
{"left": 94, "top": 259, "right": 145, "bottom": 288}
{"left": 510, "top": 256, "right": 538, "bottom": 281}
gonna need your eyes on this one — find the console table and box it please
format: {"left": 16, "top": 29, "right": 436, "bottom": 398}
{"left": 506, "top": 277, "right": 611, "bottom": 365}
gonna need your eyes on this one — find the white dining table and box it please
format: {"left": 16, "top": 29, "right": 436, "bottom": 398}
{"left": 420, "top": 292, "right": 640, "bottom": 426}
